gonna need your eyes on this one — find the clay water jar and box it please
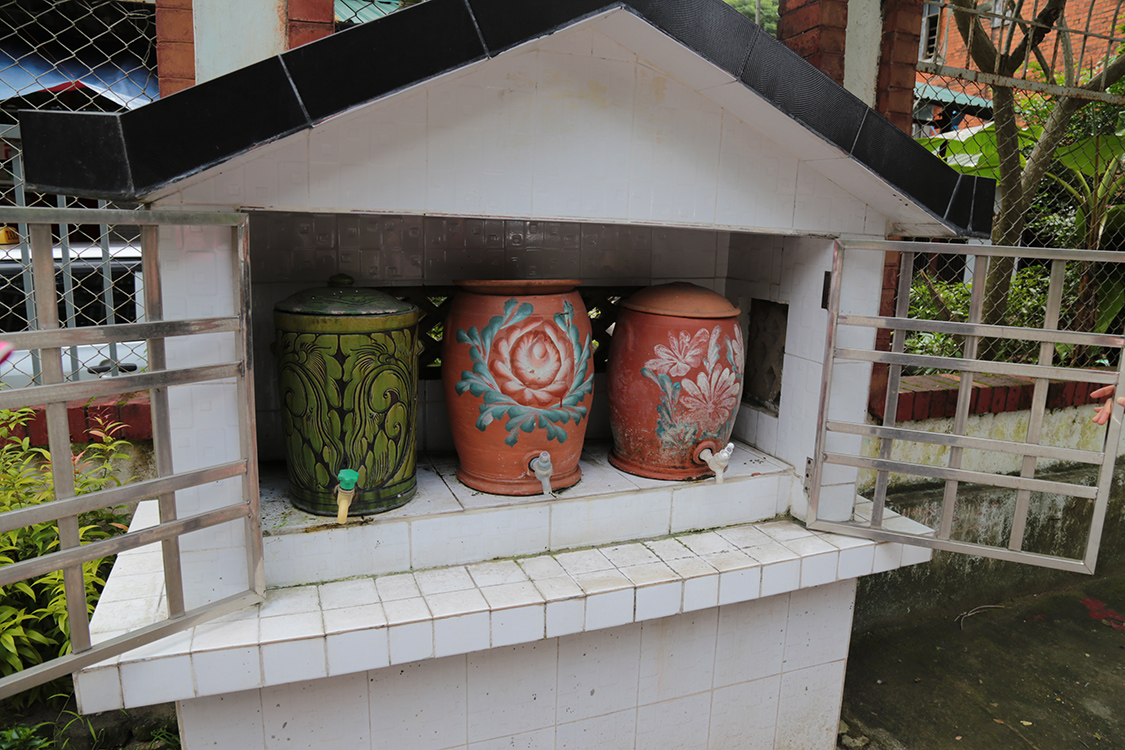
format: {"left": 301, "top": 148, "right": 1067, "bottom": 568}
{"left": 274, "top": 274, "right": 421, "bottom": 516}
{"left": 607, "top": 282, "right": 744, "bottom": 480}
{"left": 441, "top": 280, "right": 594, "bottom": 495}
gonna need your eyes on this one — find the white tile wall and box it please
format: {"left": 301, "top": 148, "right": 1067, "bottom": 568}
{"left": 176, "top": 581, "right": 861, "bottom": 750}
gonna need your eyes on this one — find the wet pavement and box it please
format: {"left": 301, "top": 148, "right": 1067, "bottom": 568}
{"left": 839, "top": 574, "right": 1125, "bottom": 749}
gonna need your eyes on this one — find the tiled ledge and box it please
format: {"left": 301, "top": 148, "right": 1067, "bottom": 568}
{"left": 260, "top": 442, "right": 797, "bottom": 585}
{"left": 77, "top": 510, "right": 931, "bottom": 714}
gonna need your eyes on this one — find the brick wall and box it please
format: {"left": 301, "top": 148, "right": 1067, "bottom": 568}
{"left": 878, "top": 0, "right": 923, "bottom": 133}
{"left": 777, "top": 0, "right": 849, "bottom": 84}
{"left": 155, "top": 0, "right": 336, "bottom": 95}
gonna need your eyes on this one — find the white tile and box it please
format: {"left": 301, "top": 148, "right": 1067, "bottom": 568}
{"left": 837, "top": 543, "right": 877, "bottom": 579}
{"left": 318, "top": 578, "right": 379, "bottom": 610}
{"left": 555, "top": 548, "right": 613, "bottom": 576}
{"left": 714, "top": 597, "right": 789, "bottom": 687}
{"left": 261, "top": 637, "right": 328, "bottom": 685}
{"left": 871, "top": 542, "right": 904, "bottom": 573}
{"left": 491, "top": 605, "right": 545, "bottom": 647}
{"left": 194, "top": 645, "right": 262, "bottom": 695}
{"left": 620, "top": 561, "right": 679, "bottom": 587}
{"left": 481, "top": 581, "right": 545, "bottom": 610}
{"left": 382, "top": 596, "right": 431, "bottom": 625}
{"left": 645, "top": 538, "right": 694, "bottom": 562}
{"left": 74, "top": 665, "right": 122, "bottom": 714}
{"left": 638, "top": 609, "right": 718, "bottom": 704}
{"left": 550, "top": 491, "right": 671, "bottom": 549}
{"left": 782, "top": 581, "right": 856, "bottom": 673}
{"left": 678, "top": 531, "right": 738, "bottom": 557}
{"left": 426, "top": 588, "right": 490, "bottom": 619}
{"left": 376, "top": 573, "right": 422, "bottom": 601}
{"left": 178, "top": 690, "right": 267, "bottom": 749}
{"left": 557, "top": 625, "right": 641, "bottom": 723}
{"left": 471, "top": 729, "right": 555, "bottom": 750}
{"left": 411, "top": 505, "right": 550, "bottom": 568}
{"left": 435, "top": 611, "right": 491, "bottom": 658}
{"left": 323, "top": 602, "right": 388, "bottom": 634}
{"left": 716, "top": 564, "right": 762, "bottom": 606}
{"left": 601, "top": 542, "right": 659, "bottom": 568}
{"left": 368, "top": 656, "right": 468, "bottom": 750}
{"left": 556, "top": 708, "right": 637, "bottom": 750}
{"left": 796, "top": 550, "right": 840, "bottom": 589}
{"left": 260, "top": 672, "right": 371, "bottom": 750}
{"left": 259, "top": 585, "right": 320, "bottom": 617}
{"left": 259, "top": 611, "right": 323, "bottom": 643}
{"left": 585, "top": 588, "right": 635, "bottom": 631}
{"left": 326, "top": 628, "right": 391, "bottom": 675}
{"left": 635, "top": 581, "right": 683, "bottom": 622}
{"left": 119, "top": 655, "right": 193, "bottom": 707}
{"left": 775, "top": 660, "right": 847, "bottom": 750}
{"left": 415, "top": 566, "right": 476, "bottom": 596}
{"left": 901, "top": 543, "right": 934, "bottom": 566}
{"left": 708, "top": 675, "right": 782, "bottom": 750}
{"left": 573, "top": 569, "right": 632, "bottom": 595}
{"left": 520, "top": 555, "right": 568, "bottom": 580}
{"left": 635, "top": 692, "right": 714, "bottom": 750}
{"left": 547, "top": 598, "right": 587, "bottom": 638}
{"left": 388, "top": 620, "right": 435, "bottom": 664}
{"left": 468, "top": 560, "right": 529, "bottom": 588}
{"left": 192, "top": 617, "right": 260, "bottom": 652}
{"left": 671, "top": 475, "right": 780, "bottom": 531}
{"left": 532, "top": 574, "right": 584, "bottom": 602}
{"left": 467, "top": 642, "right": 557, "bottom": 743}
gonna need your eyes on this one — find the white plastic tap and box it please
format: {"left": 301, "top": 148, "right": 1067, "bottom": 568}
{"left": 699, "top": 443, "right": 735, "bottom": 484}
{"left": 531, "top": 451, "right": 554, "bottom": 497}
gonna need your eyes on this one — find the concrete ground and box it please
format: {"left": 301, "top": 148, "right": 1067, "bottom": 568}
{"left": 838, "top": 573, "right": 1125, "bottom": 749}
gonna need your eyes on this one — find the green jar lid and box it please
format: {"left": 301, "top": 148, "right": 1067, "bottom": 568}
{"left": 275, "top": 274, "right": 420, "bottom": 318}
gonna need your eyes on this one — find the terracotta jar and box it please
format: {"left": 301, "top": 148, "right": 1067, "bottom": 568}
{"left": 442, "top": 280, "right": 594, "bottom": 495}
{"left": 274, "top": 274, "right": 421, "bottom": 516}
{"left": 607, "top": 282, "right": 744, "bottom": 480}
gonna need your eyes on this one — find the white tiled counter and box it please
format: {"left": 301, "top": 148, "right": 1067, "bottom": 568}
{"left": 78, "top": 442, "right": 931, "bottom": 749}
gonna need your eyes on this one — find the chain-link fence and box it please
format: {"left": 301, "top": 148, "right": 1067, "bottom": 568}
{"left": 912, "top": 0, "right": 1125, "bottom": 365}
{"left": 0, "top": 1, "right": 156, "bottom": 391}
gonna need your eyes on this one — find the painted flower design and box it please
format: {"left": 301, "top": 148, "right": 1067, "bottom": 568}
{"left": 679, "top": 366, "right": 740, "bottom": 433}
{"left": 488, "top": 317, "right": 575, "bottom": 408}
{"left": 644, "top": 329, "right": 710, "bottom": 378}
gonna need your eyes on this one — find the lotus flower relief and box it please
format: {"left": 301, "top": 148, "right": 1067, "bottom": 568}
{"left": 680, "top": 366, "right": 740, "bottom": 434}
{"left": 644, "top": 329, "right": 710, "bottom": 378}
{"left": 488, "top": 317, "right": 575, "bottom": 408}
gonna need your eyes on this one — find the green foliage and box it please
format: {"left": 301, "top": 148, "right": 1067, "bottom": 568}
{"left": 0, "top": 724, "right": 52, "bottom": 750}
{"left": 724, "top": 0, "right": 778, "bottom": 35}
{"left": 0, "top": 408, "right": 133, "bottom": 707}
{"left": 905, "top": 262, "right": 1119, "bottom": 368}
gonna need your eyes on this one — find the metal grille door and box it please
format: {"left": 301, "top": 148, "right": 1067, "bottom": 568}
{"left": 809, "top": 239, "right": 1125, "bottom": 574}
{"left": 0, "top": 206, "right": 262, "bottom": 700}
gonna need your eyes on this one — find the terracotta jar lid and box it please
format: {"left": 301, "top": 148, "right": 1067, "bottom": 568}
{"left": 621, "top": 282, "right": 739, "bottom": 319}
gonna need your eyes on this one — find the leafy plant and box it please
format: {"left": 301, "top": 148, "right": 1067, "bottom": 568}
{"left": 0, "top": 724, "right": 53, "bottom": 750}
{"left": 0, "top": 407, "right": 133, "bottom": 706}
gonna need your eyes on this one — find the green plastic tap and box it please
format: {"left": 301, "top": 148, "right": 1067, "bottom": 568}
{"left": 337, "top": 469, "right": 359, "bottom": 490}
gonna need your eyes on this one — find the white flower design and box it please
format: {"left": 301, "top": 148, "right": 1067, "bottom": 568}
{"left": 644, "top": 329, "right": 710, "bottom": 378}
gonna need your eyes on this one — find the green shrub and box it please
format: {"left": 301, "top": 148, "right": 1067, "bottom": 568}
{"left": 0, "top": 723, "right": 53, "bottom": 750}
{"left": 0, "top": 407, "right": 133, "bottom": 706}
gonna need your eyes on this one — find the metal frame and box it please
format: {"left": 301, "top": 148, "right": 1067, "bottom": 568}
{"left": 0, "top": 206, "right": 263, "bottom": 700}
{"left": 808, "top": 239, "right": 1125, "bottom": 574}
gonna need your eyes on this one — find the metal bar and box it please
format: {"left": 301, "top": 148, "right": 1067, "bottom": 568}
{"left": 917, "top": 61, "right": 1125, "bottom": 104}
{"left": 873, "top": 250, "right": 916, "bottom": 527}
{"left": 939, "top": 254, "right": 987, "bottom": 539}
{"left": 835, "top": 348, "right": 1116, "bottom": 383}
{"left": 0, "top": 590, "right": 263, "bottom": 702}
{"left": 0, "top": 461, "right": 247, "bottom": 535}
{"left": 30, "top": 223, "right": 92, "bottom": 653}
{"left": 841, "top": 239, "right": 1125, "bottom": 263}
{"left": 55, "top": 198, "right": 80, "bottom": 381}
{"left": 825, "top": 419, "right": 1103, "bottom": 464}
{"left": 826, "top": 453, "right": 1100, "bottom": 499}
{"left": 807, "top": 519, "right": 1093, "bottom": 574}
{"left": 0, "top": 207, "right": 244, "bottom": 227}
{"left": 0, "top": 317, "right": 241, "bottom": 349}
{"left": 0, "top": 362, "right": 241, "bottom": 410}
{"left": 1009, "top": 258, "right": 1065, "bottom": 550}
{"left": 96, "top": 203, "right": 120, "bottom": 375}
{"left": 0, "top": 504, "right": 251, "bottom": 588}
{"left": 233, "top": 220, "right": 266, "bottom": 596}
{"left": 141, "top": 225, "right": 186, "bottom": 619}
{"left": 1084, "top": 324, "right": 1125, "bottom": 571}
{"left": 14, "top": 167, "right": 40, "bottom": 383}
{"left": 838, "top": 313, "right": 1125, "bottom": 348}
{"left": 809, "top": 241, "right": 845, "bottom": 524}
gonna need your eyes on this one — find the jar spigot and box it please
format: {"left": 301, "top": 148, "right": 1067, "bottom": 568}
{"left": 530, "top": 452, "right": 554, "bottom": 497}
{"left": 335, "top": 469, "right": 359, "bottom": 524}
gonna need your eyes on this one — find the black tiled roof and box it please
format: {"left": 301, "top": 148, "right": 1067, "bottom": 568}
{"left": 18, "top": 0, "right": 991, "bottom": 237}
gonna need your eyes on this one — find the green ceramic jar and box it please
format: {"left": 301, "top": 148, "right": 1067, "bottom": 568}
{"left": 274, "top": 274, "right": 421, "bottom": 516}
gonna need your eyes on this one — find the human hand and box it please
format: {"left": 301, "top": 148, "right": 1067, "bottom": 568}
{"left": 1091, "top": 384, "right": 1125, "bottom": 425}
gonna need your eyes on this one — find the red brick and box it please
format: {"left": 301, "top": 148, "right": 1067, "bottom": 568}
{"left": 156, "top": 8, "right": 193, "bottom": 43}
{"left": 1005, "top": 385, "right": 1021, "bottom": 411}
{"left": 1062, "top": 380, "right": 1077, "bottom": 406}
{"left": 895, "top": 391, "right": 914, "bottom": 423}
{"left": 160, "top": 78, "right": 195, "bottom": 97}
{"left": 778, "top": 0, "right": 822, "bottom": 15}
{"left": 155, "top": 0, "right": 192, "bottom": 8}
{"left": 929, "top": 388, "right": 948, "bottom": 419}
{"left": 289, "top": 21, "right": 333, "bottom": 49}
{"left": 975, "top": 386, "right": 991, "bottom": 414}
{"left": 289, "top": 0, "right": 334, "bottom": 23}
{"left": 820, "top": 1, "right": 849, "bottom": 29}
{"left": 779, "top": 28, "right": 824, "bottom": 59}
{"left": 1046, "top": 380, "right": 1065, "bottom": 409}
{"left": 157, "top": 42, "right": 196, "bottom": 79}
{"left": 912, "top": 389, "right": 932, "bottom": 421}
